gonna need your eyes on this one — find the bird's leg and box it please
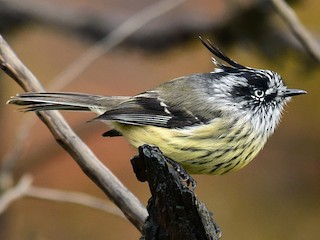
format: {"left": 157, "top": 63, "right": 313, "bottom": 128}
{"left": 165, "top": 157, "right": 197, "bottom": 189}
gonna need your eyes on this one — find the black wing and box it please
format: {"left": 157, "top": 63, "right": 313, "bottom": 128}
{"left": 95, "top": 91, "right": 208, "bottom": 128}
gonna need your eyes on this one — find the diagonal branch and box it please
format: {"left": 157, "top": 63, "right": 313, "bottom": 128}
{"left": 1, "top": 0, "right": 186, "bottom": 177}
{"left": 50, "top": 0, "right": 186, "bottom": 89}
{"left": 271, "top": 0, "right": 320, "bottom": 62}
{"left": 0, "top": 35, "right": 148, "bottom": 232}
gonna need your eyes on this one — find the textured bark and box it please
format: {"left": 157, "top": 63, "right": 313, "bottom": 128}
{"left": 132, "top": 145, "right": 221, "bottom": 240}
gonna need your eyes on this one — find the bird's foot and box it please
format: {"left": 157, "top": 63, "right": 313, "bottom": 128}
{"left": 165, "top": 157, "right": 197, "bottom": 189}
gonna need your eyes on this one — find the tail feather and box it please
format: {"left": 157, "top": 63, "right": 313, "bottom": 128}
{"left": 8, "top": 92, "right": 129, "bottom": 115}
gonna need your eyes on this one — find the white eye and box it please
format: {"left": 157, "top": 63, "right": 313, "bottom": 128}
{"left": 254, "top": 89, "right": 265, "bottom": 98}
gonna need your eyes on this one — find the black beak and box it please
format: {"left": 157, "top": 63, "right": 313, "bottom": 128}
{"left": 284, "top": 89, "right": 307, "bottom": 97}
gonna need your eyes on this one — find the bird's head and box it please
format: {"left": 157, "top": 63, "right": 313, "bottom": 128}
{"left": 200, "top": 37, "right": 306, "bottom": 134}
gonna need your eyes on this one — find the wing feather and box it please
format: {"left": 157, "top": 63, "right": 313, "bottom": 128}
{"left": 95, "top": 91, "right": 207, "bottom": 128}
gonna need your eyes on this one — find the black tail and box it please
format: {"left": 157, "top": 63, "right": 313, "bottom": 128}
{"left": 8, "top": 92, "right": 129, "bottom": 114}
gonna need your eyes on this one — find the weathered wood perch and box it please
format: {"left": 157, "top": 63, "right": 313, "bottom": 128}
{"left": 131, "top": 145, "right": 221, "bottom": 240}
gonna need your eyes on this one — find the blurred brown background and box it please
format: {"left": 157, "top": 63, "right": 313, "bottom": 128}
{"left": 0, "top": 0, "right": 319, "bottom": 239}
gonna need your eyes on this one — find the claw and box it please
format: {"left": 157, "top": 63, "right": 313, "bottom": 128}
{"left": 165, "top": 157, "right": 197, "bottom": 189}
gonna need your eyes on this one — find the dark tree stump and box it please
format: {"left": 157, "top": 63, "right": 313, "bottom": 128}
{"left": 131, "top": 144, "right": 221, "bottom": 240}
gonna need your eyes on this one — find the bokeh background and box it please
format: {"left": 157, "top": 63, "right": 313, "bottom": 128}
{"left": 0, "top": 0, "right": 319, "bottom": 239}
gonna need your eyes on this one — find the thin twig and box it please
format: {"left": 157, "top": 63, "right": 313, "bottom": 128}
{"left": 49, "top": 0, "right": 186, "bottom": 89}
{"left": 271, "top": 0, "right": 320, "bottom": 62}
{"left": 26, "top": 186, "right": 125, "bottom": 219}
{"left": 0, "top": 35, "right": 148, "bottom": 231}
{"left": 0, "top": 174, "right": 33, "bottom": 214}
{"left": 0, "top": 174, "right": 125, "bottom": 219}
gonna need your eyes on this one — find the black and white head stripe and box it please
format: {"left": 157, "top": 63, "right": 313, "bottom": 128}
{"left": 199, "top": 37, "right": 286, "bottom": 92}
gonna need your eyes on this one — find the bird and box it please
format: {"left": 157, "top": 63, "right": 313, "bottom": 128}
{"left": 8, "top": 37, "right": 306, "bottom": 176}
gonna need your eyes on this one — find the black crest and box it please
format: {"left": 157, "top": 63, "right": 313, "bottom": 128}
{"left": 199, "top": 36, "right": 246, "bottom": 70}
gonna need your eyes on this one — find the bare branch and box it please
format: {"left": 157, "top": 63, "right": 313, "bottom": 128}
{"left": 271, "top": 0, "right": 320, "bottom": 62}
{"left": 0, "top": 0, "right": 215, "bottom": 43}
{"left": 1, "top": 1, "right": 186, "bottom": 227}
{"left": 1, "top": 0, "right": 186, "bottom": 177}
{"left": 0, "top": 174, "right": 125, "bottom": 220}
{"left": 0, "top": 35, "right": 148, "bottom": 231}
{"left": 50, "top": 0, "right": 186, "bottom": 89}
{"left": 0, "top": 175, "right": 32, "bottom": 214}
{"left": 133, "top": 145, "right": 221, "bottom": 239}
{"left": 26, "top": 186, "right": 125, "bottom": 219}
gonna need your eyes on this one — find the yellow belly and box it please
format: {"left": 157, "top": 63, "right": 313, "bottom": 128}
{"left": 112, "top": 119, "right": 266, "bottom": 175}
